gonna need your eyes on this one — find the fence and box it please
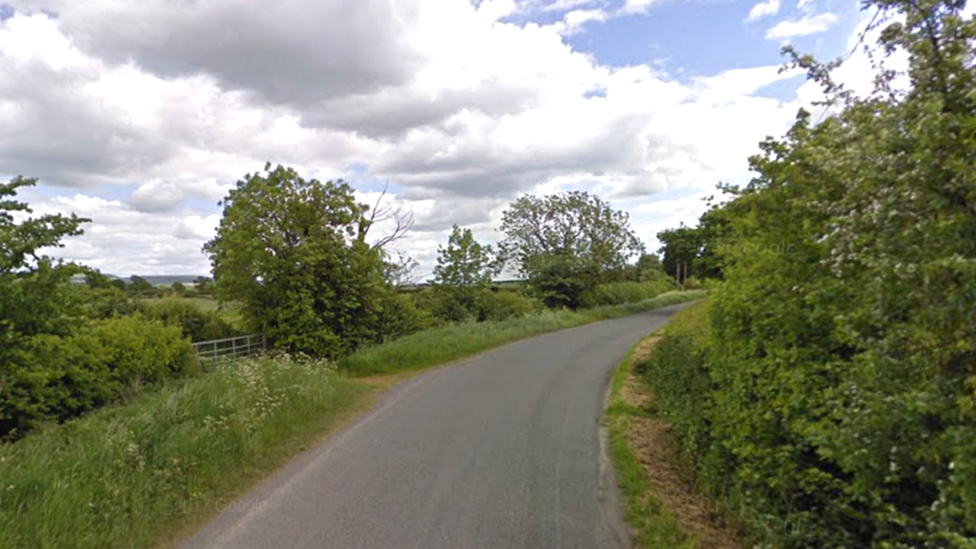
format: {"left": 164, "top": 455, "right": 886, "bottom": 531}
{"left": 192, "top": 333, "right": 266, "bottom": 364}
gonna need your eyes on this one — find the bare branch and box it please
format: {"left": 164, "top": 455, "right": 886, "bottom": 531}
{"left": 363, "top": 180, "right": 414, "bottom": 250}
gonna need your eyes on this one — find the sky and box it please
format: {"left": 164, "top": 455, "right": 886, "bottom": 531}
{"left": 0, "top": 0, "right": 892, "bottom": 279}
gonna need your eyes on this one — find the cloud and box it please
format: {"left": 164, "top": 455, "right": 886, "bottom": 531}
{"left": 745, "top": 0, "right": 781, "bottom": 22}
{"left": 619, "top": 0, "right": 657, "bottom": 15}
{"left": 11, "top": 0, "right": 424, "bottom": 109}
{"left": 542, "top": 0, "right": 606, "bottom": 11}
{"left": 766, "top": 13, "right": 839, "bottom": 40}
{"left": 0, "top": 0, "right": 810, "bottom": 275}
{"left": 26, "top": 191, "right": 221, "bottom": 275}
{"left": 558, "top": 8, "right": 610, "bottom": 34}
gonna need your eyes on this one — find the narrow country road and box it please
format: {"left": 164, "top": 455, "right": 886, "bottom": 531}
{"left": 179, "top": 304, "right": 691, "bottom": 549}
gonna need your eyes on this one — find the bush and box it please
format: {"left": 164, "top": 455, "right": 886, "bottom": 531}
{"left": 580, "top": 280, "right": 675, "bottom": 308}
{"left": 375, "top": 292, "right": 437, "bottom": 341}
{"left": 636, "top": 301, "right": 714, "bottom": 468}
{"left": 138, "top": 298, "right": 238, "bottom": 342}
{"left": 479, "top": 290, "right": 542, "bottom": 321}
{"left": 0, "top": 317, "right": 197, "bottom": 441}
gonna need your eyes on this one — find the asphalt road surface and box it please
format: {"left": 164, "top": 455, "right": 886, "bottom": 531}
{"left": 179, "top": 304, "right": 690, "bottom": 549}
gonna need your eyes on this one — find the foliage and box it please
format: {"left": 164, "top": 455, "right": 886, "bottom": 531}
{"left": 478, "top": 290, "right": 542, "bottom": 321}
{"left": 637, "top": 302, "right": 715, "bottom": 474}
{"left": 127, "top": 275, "right": 155, "bottom": 295}
{"left": 656, "top": 198, "right": 733, "bottom": 282}
{"left": 203, "top": 164, "right": 396, "bottom": 358}
{"left": 0, "top": 176, "right": 89, "bottom": 345}
{"left": 338, "top": 290, "right": 704, "bottom": 376}
{"left": 138, "top": 298, "right": 239, "bottom": 342}
{"left": 1, "top": 316, "right": 196, "bottom": 441}
{"left": 644, "top": 1, "right": 976, "bottom": 546}
{"left": 579, "top": 279, "right": 676, "bottom": 309}
{"left": 431, "top": 225, "right": 499, "bottom": 322}
{"left": 433, "top": 225, "right": 498, "bottom": 287}
{"left": 0, "top": 354, "right": 367, "bottom": 549}
{"left": 500, "top": 191, "right": 644, "bottom": 307}
{"left": 373, "top": 292, "right": 437, "bottom": 341}
{"left": 656, "top": 224, "right": 701, "bottom": 281}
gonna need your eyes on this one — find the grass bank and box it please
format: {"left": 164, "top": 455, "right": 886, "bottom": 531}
{"left": 605, "top": 338, "right": 695, "bottom": 548}
{"left": 339, "top": 289, "right": 706, "bottom": 376}
{"left": 0, "top": 355, "right": 373, "bottom": 549}
{"left": 605, "top": 312, "right": 742, "bottom": 549}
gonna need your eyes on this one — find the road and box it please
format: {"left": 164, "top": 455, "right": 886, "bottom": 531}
{"left": 179, "top": 304, "right": 689, "bottom": 549}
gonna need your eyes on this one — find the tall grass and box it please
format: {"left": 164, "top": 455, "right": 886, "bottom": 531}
{"left": 339, "top": 290, "right": 705, "bottom": 376}
{"left": 0, "top": 355, "right": 369, "bottom": 549}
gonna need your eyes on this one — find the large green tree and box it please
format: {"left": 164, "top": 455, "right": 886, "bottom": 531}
{"left": 500, "top": 191, "right": 643, "bottom": 308}
{"left": 204, "top": 164, "right": 397, "bottom": 357}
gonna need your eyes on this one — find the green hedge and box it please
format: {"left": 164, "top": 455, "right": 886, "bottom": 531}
{"left": 641, "top": 296, "right": 976, "bottom": 547}
{"left": 1, "top": 317, "right": 197, "bottom": 441}
{"left": 635, "top": 301, "right": 715, "bottom": 470}
{"left": 580, "top": 280, "right": 676, "bottom": 309}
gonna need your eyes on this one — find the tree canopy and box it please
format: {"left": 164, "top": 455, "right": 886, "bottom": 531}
{"left": 500, "top": 191, "right": 643, "bottom": 307}
{"left": 204, "top": 164, "right": 395, "bottom": 357}
{"left": 0, "top": 176, "right": 89, "bottom": 343}
{"left": 433, "top": 225, "right": 497, "bottom": 288}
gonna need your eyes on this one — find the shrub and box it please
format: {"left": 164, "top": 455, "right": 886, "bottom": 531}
{"left": 479, "top": 290, "right": 542, "bottom": 321}
{"left": 375, "top": 292, "right": 437, "bottom": 341}
{"left": 0, "top": 317, "right": 197, "bottom": 441}
{"left": 580, "top": 280, "right": 675, "bottom": 308}
{"left": 138, "top": 298, "right": 238, "bottom": 342}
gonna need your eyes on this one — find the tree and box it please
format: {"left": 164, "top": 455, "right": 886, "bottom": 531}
{"left": 0, "top": 176, "right": 90, "bottom": 438}
{"left": 0, "top": 176, "right": 89, "bottom": 343}
{"left": 192, "top": 276, "right": 214, "bottom": 295}
{"left": 500, "top": 191, "right": 643, "bottom": 308}
{"left": 433, "top": 225, "right": 497, "bottom": 288}
{"left": 203, "top": 164, "right": 400, "bottom": 357}
{"left": 656, "top": 224, "right": 701, "bottom": 282}
{"left": 128, "top": 275, "right": 154, "bottom": 293}
{"left": 656, "top": 198, "right": 733, "bottom": 283}
{"left": 382, "top": 251, "right": 420, "bottom": 288}
{"left": 431, "top": 225, "right": 498, "bottom": 321}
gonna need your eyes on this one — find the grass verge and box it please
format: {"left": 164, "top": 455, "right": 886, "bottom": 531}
{"left": 339, "top": 289, "right": 706, "bottom": 376}
{"left": 605, "top": 338, "right": 695, "bottom": 549}
{"left": 0, "top": 355, "right": 375, "bottom": 549}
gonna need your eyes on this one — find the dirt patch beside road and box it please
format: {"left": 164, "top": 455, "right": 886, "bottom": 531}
{"left": 618, "top": 337, "right": 742, "bottom": 549}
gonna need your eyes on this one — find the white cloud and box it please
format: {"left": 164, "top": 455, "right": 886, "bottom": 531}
{"left": 619, "top": 0, "right": 657, "bottom": 15}
{"left": 558, "top": 9, "right": 610, "bottom": 34}
{"left": 766, "top": 13, "right": 839, "bottom": 40}
{"left": 745, "top": 0, "right": 781, "bottom": 22}
{"left": 0, "top": 0, "right": 810, "bottom": 275}
{"left": 542, "top": 0, "right": 605, "bottom": 11}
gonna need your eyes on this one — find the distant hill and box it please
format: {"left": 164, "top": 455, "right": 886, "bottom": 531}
{"left": 69, "top": 274, "right": 208, "bottom": 286}
{"left": 138, "top": 275, "right": 205, "bottom": 286}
